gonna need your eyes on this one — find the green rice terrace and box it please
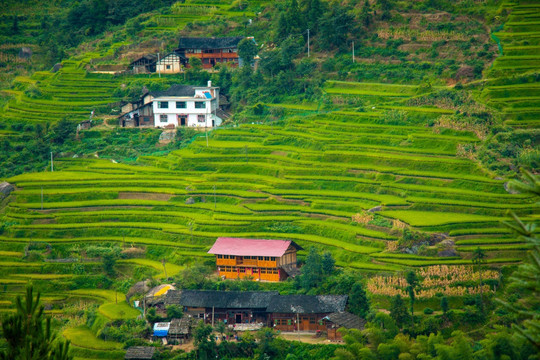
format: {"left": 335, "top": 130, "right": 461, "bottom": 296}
{"left": 0, "top": 0, "right": 539, "bottom": 358}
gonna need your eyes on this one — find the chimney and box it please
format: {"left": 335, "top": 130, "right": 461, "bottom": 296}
{"left": 207, "top": 80, "right": 212, "bottom": 88}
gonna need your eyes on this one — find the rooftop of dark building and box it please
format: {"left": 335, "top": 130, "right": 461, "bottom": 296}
{"left": 125, "top": 346, "right": 156, "bottom": 360}
{"left": 266, "top": 295, "right": 348, "bottom": 314}
{"left": 177, "top": 36, "right": 244, "bottom": 50}
{"left": 165, "top": 290, "right": 279, "bottom": 309}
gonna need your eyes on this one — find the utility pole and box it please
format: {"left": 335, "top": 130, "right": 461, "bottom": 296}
{"left": 352, "top": 41, "right": 355, "bottom": 63}
{"left": 307, "top": 29, "right": 310, "bottom": 57}
{"left": 50, "top": 152, "right": 53, "bottom": 172}
{"left": 157, "top": 52, "right": 161, "bottom": 78}
{"left": 41, "top": 187, "right": 43, "bottom": 210}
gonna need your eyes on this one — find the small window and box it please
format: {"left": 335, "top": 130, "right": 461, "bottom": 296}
{"left": 217, "top": 254, "right": 222, "bottom": 259}
{"left": 264, "top": 256, "right": 270, "bottom": 261}
{"left": 195, "top": 102, "right": 206, "bottom": 109}
{"left": 261, "top": 268, "right": 267, "bottom": 274}
{"left": 166, "top": 65, "right": 171, "bottom": 70}
{"left": 143, "top": 117, "right": 149, "bottom": 122}
{"left": 160, "top": 115, "right": 168, "bottom": 122}
{"left": 158, "top": 101, "right": 168, "bottom": 109}
{"left": 197, "top": 115, "right": 205, "bottom": 123}
{"left": 176, "top": 101, "right": 186, "bottom": 108}
{"left": 287, "top": 319, "right": 292, "bottom": 325}
{"left": 271, "top": 257, "right": 276, "bottom": 261}
{"left": 239, "top": 268, "right": 245, "bottom": 273}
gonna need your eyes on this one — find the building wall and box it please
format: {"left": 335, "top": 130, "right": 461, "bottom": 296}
{"left": 183, "top": 49, "right": 239, "bottom": 69}
{"left": 272, "top": 313, "right": 327, "bottom": 332}
{"left": 217, "top": 266, "right": 280, "bottom": 282}
{"left": 152, "top": 97, "right": 221, "bottom": 128}
{"left": 156, "top": 54, "right": 182, "bottom": 73}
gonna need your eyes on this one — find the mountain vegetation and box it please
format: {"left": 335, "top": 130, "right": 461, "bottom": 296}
{"left": 0, "top": 0, "right": 538, "bottom": 359}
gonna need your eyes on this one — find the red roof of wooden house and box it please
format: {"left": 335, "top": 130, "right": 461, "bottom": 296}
{"left": 208, "top": 237, "right": 302, "bottom": 257}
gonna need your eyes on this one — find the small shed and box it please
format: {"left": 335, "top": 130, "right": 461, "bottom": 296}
{"left": 323, "top": 312, "right": 366, "bottom": 341}
{"left": 125, "top": 346, "right": 156, "bottom": 360}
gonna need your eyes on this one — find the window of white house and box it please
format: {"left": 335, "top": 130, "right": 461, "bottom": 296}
{"left": 195, "top": 102, "right": 206, "bottom": 109}
{"left": 198, "top": 115, "right": 206, "bottom": 123}
{"left": 176, "top": 101, "right": 186, "bottom": 108}
{"left": 160, "top": 115, "right": 168, "bottom": 122}
{"left": 166, "top": 65, "right": 171, "bottom": 70}
{"left": 158, "top": 101, "right": 168, "bottom": 109}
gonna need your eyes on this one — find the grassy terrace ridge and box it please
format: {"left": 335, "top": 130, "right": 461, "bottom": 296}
{"left": 3, "top": 106, "right": 535, "bottom": 274}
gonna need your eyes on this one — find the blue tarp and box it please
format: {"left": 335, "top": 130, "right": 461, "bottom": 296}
{"left": 153, "top": 322, "right": 170, "bottom": 337}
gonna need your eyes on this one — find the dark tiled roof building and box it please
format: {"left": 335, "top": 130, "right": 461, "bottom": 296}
{"left": 125, "top": 346, "right": 156, "bottom": 360}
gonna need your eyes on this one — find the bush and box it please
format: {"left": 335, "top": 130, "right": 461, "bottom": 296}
{"left": 423, "top": 307, "right": 434, "bottom": 315}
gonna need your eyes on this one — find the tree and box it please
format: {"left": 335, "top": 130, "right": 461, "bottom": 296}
{"left": 496, "top": 170, "right": 540, "bottom": 350}
{"left": 166, "top": 305, "right": 183, "bottom": 320}
{"left": 298, "top": 247, "right": 322, "bottom": 290}
{"left": 390, "top": 295, "right": 410, "bottom": 329}
{"left": 348, "top": 282, "right": 370, "bottom": 318}
{"left": 318, "top": 1, "right": 353, "bottom": 49}
{"left": 0, "top": 285, "right": 72, "bottom": 360}
{"left": 238, "top": 38, "right": 258, "bottom": 66}
{"left": 51, "top": 118, "right": 77, "bottom": 145}
{"left": 440, "top": 296, "right": 449, "bottom": 316}
{"left": 189, "top": 56, "right": 203, "bottom": 70}
{"left": 405, "top": 271, "right": 419, "bottom": 331}
{"left": 193, "top": 321, "right": 216, "bottom": 360}
{"left": 102, "top": 252, "right": 117, "bottom": 277}
{"left": 472, "top": 247, "right": 487, "bottom": 309}
{"left": 321, "top": 251, "right": 335, "bottom": 275}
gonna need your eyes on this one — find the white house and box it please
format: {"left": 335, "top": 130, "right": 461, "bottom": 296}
{"left": 152, "top": 82, "right": 221, "bottom": 128}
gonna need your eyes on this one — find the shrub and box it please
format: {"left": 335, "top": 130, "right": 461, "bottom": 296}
{"left": 423, "top": 307, "right": 434, "bottom": 314}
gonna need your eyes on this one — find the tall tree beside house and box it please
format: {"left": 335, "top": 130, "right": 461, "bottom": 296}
{"left": 347, "top": 282, "right": 370, "bottom": 318}
{"left": 298, "top": 247, "right": 323, "bottom": 291}
{"left": 0, "top": 285, "right": 72, "bottom": 360}
{"left": 238, "top": 38, "right": 258, "bottom": 66}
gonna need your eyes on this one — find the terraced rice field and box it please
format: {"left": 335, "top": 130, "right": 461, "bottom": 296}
{"left": 2, "top": 109, "right": 535, "bottom": 277}
{"left": 482, "top": 1, "right": 540, "bottom": 127}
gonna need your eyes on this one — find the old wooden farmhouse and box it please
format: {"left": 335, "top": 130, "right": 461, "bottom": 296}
{"left": 119, "top": 82, "right": 222, "bottom": 128}
{"left": 208, "top": 237, "right": 302, "bottom": 282}
{"left": 155, "top": 290, "right": 363, "bottom": 337}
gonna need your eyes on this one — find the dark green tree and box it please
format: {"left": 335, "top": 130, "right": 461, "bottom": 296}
{"left": 102, "top": 252, "right": 117, "bottom": 277}
{"left": 50, "top": 118, "right": 77, "bottom": 145}
{"left": 389, "top": 294, "right": 409, "bottom": 329}
{"left": 348, "top": 282, "right": 370, "bottom": 318}
{"left": 318, "top": 1, "right": 353, "bottom": 49}
{"left": 0, "top": 285, "right": 72, "bottom": 360}
{"left": 193, "top": 321, "right": 216, "bottom": 360}
{"left": 360, "top": 0, "right": 372, "bottom": 28}
{"left": 321, "top": 251, "right": 335, "bottom": 275}
{"left": 440, "top": 296, "right": 449, "bottom": 316}
{"left": 238, "top": 38, "right": 258, "bottom": 66}
{"left": 299, "top": 247, "right": 322, "bottom": 290}
{"left": 405, "top": 271, "right": 419, "bottom": 331}
{"left": 166, "top": 305, "right": 183, "bottom": 320}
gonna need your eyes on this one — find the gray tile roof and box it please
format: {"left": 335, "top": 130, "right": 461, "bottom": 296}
{"left": 165, "top": 290, "right": 279, "bottom": 309}
{"left": 150, "top": 84, "right": 196, "bottom": 98}
{"left": 168, "top": 317, "right": 194, "bottom": 335}
{"left": 125, "top": 346, "right": 155, "bottom": 360}
{"left": 266, "top": 295, "right": 348, "bottom": 314}
{"left": 324, "top": 312, "right": 366, "bottom": 329}
{"left": 177, "top": 36, "right": 244, "bottom": 50}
